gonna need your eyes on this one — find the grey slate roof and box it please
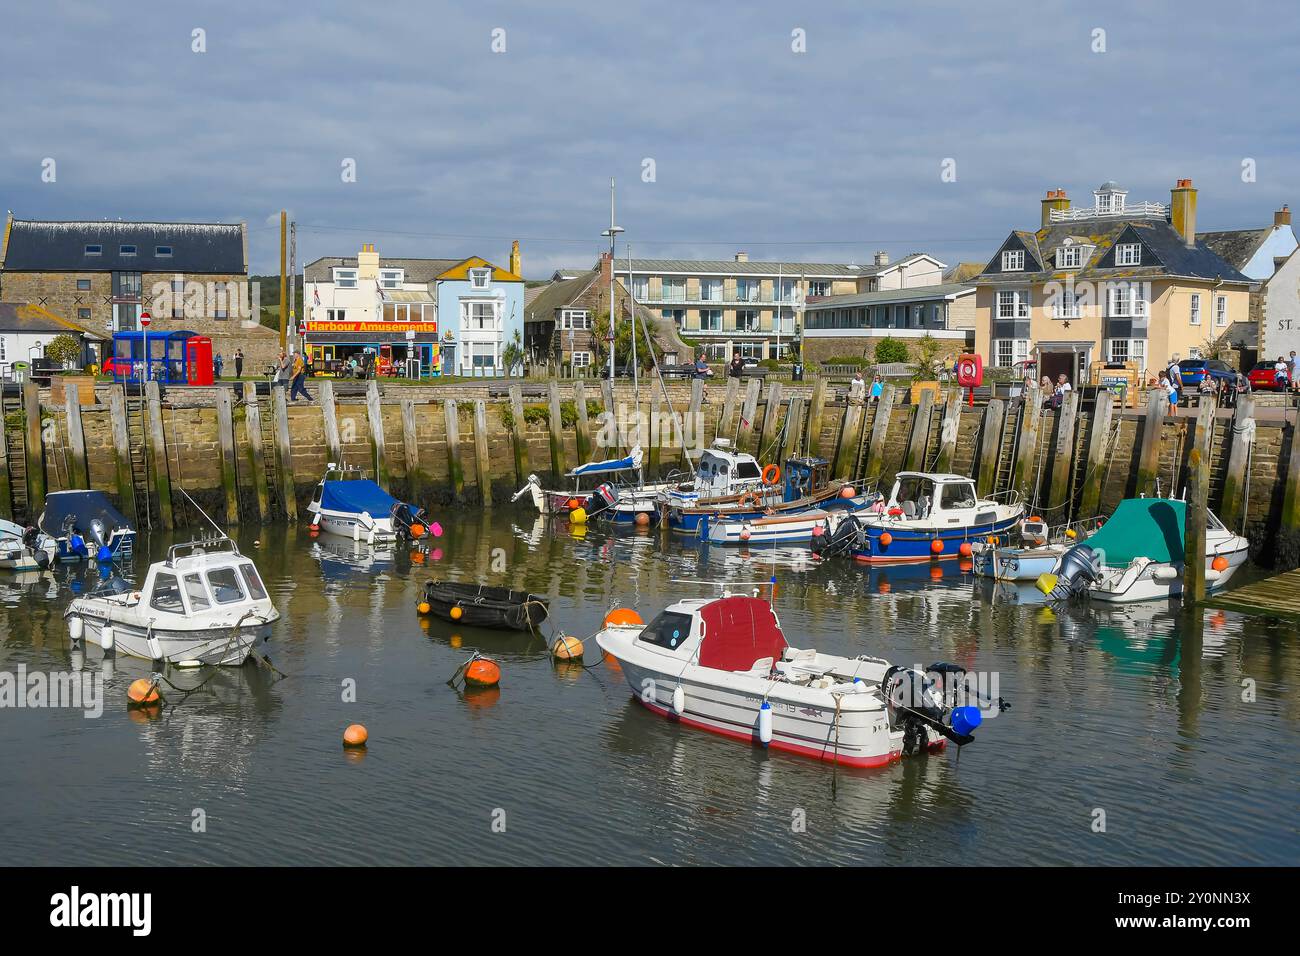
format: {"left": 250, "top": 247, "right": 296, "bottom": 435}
{"left": 3, "top": 219, "right": 245, "bottom": 274}
{"left": 523, "top": 271, "right": 598, "bottom": 321}
{"left": 974, "top": 217, "right": 1252, "bottom": 285}
{"left": 803, "top": 282, "right": 974, "bottom": 311}
{"left": 613, "top": 254, "right": 930, "bottom": 278}
{"left": 1199, "top": 229, "right": 1271, "bottom": 272}
{"left": 303, "top": 256, "right": 462, "bottom": 284}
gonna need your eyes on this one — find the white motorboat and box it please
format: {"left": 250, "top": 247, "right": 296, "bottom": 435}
{"left": 700, "top": 505, "right": 869, "bottom": 547}
{"left": 307, "top": 463, "right": 432, "bottom": 543}
{"left": 64, "top": 537, "right": 279, "bottom": 665}
{"left": 0, "top": 519, "right": 57, "bottom": 570}
{"left": 511, "top": 445, "right": 677, "bottom": 525}
{"left": 1037, "top": 497, "right": 1249, "bottom": 604}
{"left": 596, "top": 594, "right": 991, "bottom": 768}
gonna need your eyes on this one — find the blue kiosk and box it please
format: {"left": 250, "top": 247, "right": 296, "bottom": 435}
{"left": 110, "top": 330, "right": 197, "bottom": 384}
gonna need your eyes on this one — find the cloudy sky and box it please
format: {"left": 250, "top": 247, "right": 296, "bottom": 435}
{"left": 2, "top": 0, "right": 1296, "bottom": 277}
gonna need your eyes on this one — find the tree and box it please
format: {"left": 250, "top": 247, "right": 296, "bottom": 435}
{"left": 913, "top": 333, "right": 943, "bottom": 381}
{"left": 591, "top": 308, "right": 661, "bottom": 372}
{"left": 874, "top": 337, "right": 908, "bottom": 364}
{"left": 45, "top": 334, "right": 83, "bottom": 367}
{"left": 501, "top": 329, "right": 525, "bottom": 376}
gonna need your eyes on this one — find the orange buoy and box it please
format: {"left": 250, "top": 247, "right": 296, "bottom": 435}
{"left": 309, "top": 523, "right": 320, "bottom": 532}
{"left": 879, "top": 532, "right": 893, "bottom": 547}
{"left": 567, "top": 498, "right": 581, "bottom": 511}
{"left": 127, "top": 679, "right": 161, "bottom": 706}
{"left": 409, "top": 523, "right": 426, "bottom": 537}
{"left": 1211, "top": 555, "right": 1229, "bottom": 572}
{"left": 450, "top": 605, "right": 463, "bottom": 620}
{"left": 840, "top": 486, "right": 856, "bottom": 499}
{"left": 634, "top": 512, "right": 650, "bottom": 527}
{"left": 959, "top": 541, "right": 973, "bottom": 557}
{"left": 465, "top": 658, "right": 501, "bottom": 687}
{"left": 1029, "top": 515, "right": 1042, "bottom": 523}
{"left": 603, "top": 608, "right": 644, "bottom": 628}
{"left": 552, "top": 635, "right": 584, "bottom": 660}
{"left": 411, "top": 551, "right": 425, "bottom": 564}
{"left": 343, "top": 724, "right": 369, "bottom": 748}
{"left": 931, "top": 539, "right": 945, "bottom": 555}
{"left": 417, "top": 601, "right": 431, "bottom": 614}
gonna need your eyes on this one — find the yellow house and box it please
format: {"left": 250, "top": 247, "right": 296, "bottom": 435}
{"left": 972, "top": 180, "right": 1253, "bottom": 384}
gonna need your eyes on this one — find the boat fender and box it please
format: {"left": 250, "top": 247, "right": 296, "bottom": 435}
{"left": 96, "top": 545, "right": 113, "bottom": 564}
{"left": 68, "top": 616, "right": 84, "bottom": 642}
{"left": 1151, "top": 565, "right": 1179, "bottom": 582}
{"left": 672, "top": 685, "right": 686, "bottom": 715}
{"left": 758, "top": 701, "right": 772, "bottom": 745}
{"left": 101, "top": 625, "right": 115, "bottom": 653}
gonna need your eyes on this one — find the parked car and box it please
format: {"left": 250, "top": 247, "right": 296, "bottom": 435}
{"left": 101, "top": 356, "right": 127, "bottom": 377}
{"left": 1177, "top": 358, "right": 1236, "bottom": 388}
{"left": 1247, "top": 360, "right": 1290, "bottom": 392}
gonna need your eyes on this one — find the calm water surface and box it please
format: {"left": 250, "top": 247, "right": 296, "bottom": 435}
{"left": 1, "top": 511, "right": 1297, "bottom": 866}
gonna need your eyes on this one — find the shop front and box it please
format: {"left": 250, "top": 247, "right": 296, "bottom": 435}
{"left": 304, "top": 319, "right": 440, "bottom": 378}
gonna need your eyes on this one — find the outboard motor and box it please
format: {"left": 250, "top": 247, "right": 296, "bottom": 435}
{"left": 813, "top": 514, "right": 863, "bottom": 558}
{"left": 1036, "top": 543, "right": 1103, "bottom": 600}
{"left": 587, "top": 483, "right": 617, "bottom": 517}
{"left": 882, "top": 664, "right": 986, "bottom": 755}
{"left": 88, "top": 518, "right": 108, "bottom": 550}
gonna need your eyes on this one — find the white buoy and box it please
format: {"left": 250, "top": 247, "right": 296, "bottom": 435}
{"left": 101, "top": 624, "right": 115, "bottom": 653}
{"left": 672, "top": 685, "right": 686, "bottom": 715}
{"left": 758, "top": 701, "right": 773, "bottom": 745}
{"left": 176, "top": 659, "right": 204, "bottom": 669}
{"left": 352, "top": 522, "right": 361, "bottom": 542}
{"left": 68, "top": 616, "right": 84, "bottom": 642}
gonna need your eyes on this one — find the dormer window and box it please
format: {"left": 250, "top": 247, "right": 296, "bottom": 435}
{"left": 1056, "top": 245, "right": 1085, "bottom": 268}
{"left": 469, "top": 268, "right": 491, "bottom": 289}
{"left": 1115, "top": 243, "right": 1142, "bottom": 266}
{"left": 84, "top": 244, "right": 102, "bottom": 256}
{"left": 379, "top": 268, "right": 404, "bottom": 289}
{"left": 1094, "top": 182, "right": 1128, "bottom": 216}
{"left": 333, "top": 268, "right": 358, "bottom": 289}
{"left": 1001, "top": 250, "right": 1025, "bottom": 272}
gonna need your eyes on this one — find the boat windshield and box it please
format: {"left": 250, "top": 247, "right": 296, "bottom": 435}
{"left": 150, "top": 572, "right": 184, "bottom": 613}
{"left": 894, "top": 476, "right": 937, "bottom": 518}
{"left": 241, "top": 562, "right": 268, "bottom": 600}
{"left": 734, "top": 460, "right": 761, "bottom": 480}
{"left": 206, "top": 567, "right": 247, "bottom": 604}
{"left": 637, "top": 610, "right": 694, "bottom": 651}
{"left": 183, "top": 573, "right": 211, "bottom": 611}
{"left": 940, "top": 481, "right": 977, "bottom": 510}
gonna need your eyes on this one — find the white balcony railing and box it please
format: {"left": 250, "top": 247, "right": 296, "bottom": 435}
{"left": 1050, "top": 201, "right": 1167, "bottom": 222}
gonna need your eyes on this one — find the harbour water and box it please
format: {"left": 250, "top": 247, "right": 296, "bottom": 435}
{"left": 0, "top": 511, "right": 1296, "bottom": 866}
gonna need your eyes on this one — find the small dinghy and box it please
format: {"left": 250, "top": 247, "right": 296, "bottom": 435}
{"left": 597, "top": 594, "right": 997, "bottom": 767}
{"left": 39, "top": 490, "right": 135, "bottom": 563}
{"left": 418, "top": 581, "right": 548, "bottom": 630}
{"left": 308, "top": 463, "right": 432, "bottom": 543}
{"left": 64, "top": 536, "right": 278, "bottom": 665}
{"left": 0, "top": 519, "right": 57, "bottom": 570}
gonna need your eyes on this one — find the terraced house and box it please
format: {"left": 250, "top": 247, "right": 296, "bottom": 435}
{"left": 972, "top": 180, "right": 1253, "bottom": 383}
{"left": 616, "top": 252, "right": 946, "bottom": 360}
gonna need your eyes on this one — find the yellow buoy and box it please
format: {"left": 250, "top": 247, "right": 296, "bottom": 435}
{"left": 450, "top": 605, "right": 463, "bottom": 620}
{"left": 552, "top": 634, "right": 584, "bottom": 661}
{"left": 570, "top": 506, "right": 587, "bottom": 525}
{"left": 1035, "top": 572, "right": 1058, "bottom": 595}
{"left": 417, "top": 601, "right": 431, "bottom": 614}
{"left": 343, "top": 724, "right": 369, "bottom": 748}
{"left": 1065, "top": 528, "right": 1078, "bottom": 539}
{"left": 126, "top": 679, "right": 160, "bottom": 707}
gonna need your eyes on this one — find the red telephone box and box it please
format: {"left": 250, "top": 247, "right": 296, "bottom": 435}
{"left": 185, "top": 336, "right": 214, "bottom": 385}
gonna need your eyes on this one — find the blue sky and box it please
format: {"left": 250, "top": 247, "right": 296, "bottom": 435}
{"left": 2, "top": 0, "right": 1296, "bottom": 276}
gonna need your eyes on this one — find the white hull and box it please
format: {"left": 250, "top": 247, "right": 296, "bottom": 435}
{"left": 310, "top": 506, "right": 398, "bottom": 542}
{"left": 1090, "top": 543, "right": 1250, "bottom": 604}
{"left": 78, "top": 613, "right": 271, "bottom": 666}
{"left": 704, "top": 509, "right": 836, "bottom": 546}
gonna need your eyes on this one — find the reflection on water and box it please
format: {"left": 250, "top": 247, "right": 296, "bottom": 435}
{"left": 0, "top": 510, "right": 1296, "bottom": 866}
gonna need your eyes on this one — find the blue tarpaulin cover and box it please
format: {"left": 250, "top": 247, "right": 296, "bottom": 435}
{"left": 320, "top": 480, "right": 398, "bottom": 516}
{"left": 569, "top": 445, "right": 643, "bottom": 477}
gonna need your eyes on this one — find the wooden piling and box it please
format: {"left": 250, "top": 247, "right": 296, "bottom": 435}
{"left": 242, "top": 383, "right": 269, "bottom": 523}
{"left": 649, "top": 389, "right": 663, "bottom": 475}
{"left": 107, "top": 389, "right": 136, "bottom": 522}
{"left": 22, "top": 378, "right": 45, "bottom": 509}
{"left": 736, "top": 378, "right": 761, "bottom": 454}
{"left": 903, "top": 387, "right": 935, "bottom": 472}
{"left": 143, "top": 381, "right": 173, "bottom": 529}
{"left": 0, "top": 409, "right": 12, "bottom": 521}
{"left": 1047, "top": 391, "right": 1079, "bottom": 512}
{"left": 976, "top": 399, "right": 1006, "bottom": 498}
{"left": 573, "top": 379, "right": 593, "bottom": 463}
{"left": 1219, "top": 397, "right": 1255, "bottom": 533}
{"left": 806, "top": 376, "right": 829, "bottom": 459}
{"left": 782, "top": 395, "right": 805, "bottom": 462}
{"left": 685, "top": 378, "right": 705, "bottom": 463}
{"left": 1133, "top": 390, "right": 1167, "bottom": 497}
{"left": 319, "top": 380, "right": 343, "bottom": 465}
{"left": 600, "top": 379, "right": 618, "bottom": 455}
{"left": 758, "top": 381, "right": 783, "bottom": 456}
{"left": 934, "top": 388, "right": 962, "bottom": 474}
{"left": 444, "top": 400, "right": 465, "bottom": 500}
{"left": 473, "top": 399, "right": 493, "bottom": 507}
{"left": 547, "top": 381, "right": 565, "bottom": 477}
{"left": 272, "top": 387, "right": 297, "bottom": 520}
{"left": 719, "top": 377, "right": 740, "bottom": 441}
{"left": 1011, "top": 387, "right": 1043, "bottom": 503}
{"left": 214, "top": 386, "right": 240, "bottom": 526}
{"left": 1183, "top": 396, "right": 1217, "bottom": 603}
{"left": 832, "top": 402, "right": 864, "bottom": 480}
{"left": 366, "top": 380, "right": 388, "bottom": 490}
{"left": 863, "top": 385, "right": 896, "bottom": 485}
{"left": 507, "top": 384, "right": 529, "bottom": 484}
{"left": 402, "top": 399, "right": 426, "bottom": 504}
{"left": 1282, "top": 409, "right": 1300, "bottom": 537}
{"left": 1077, "top": 388, "right": 1114, "bottom": 522}
{"left": 62, "top": 382, "right": 89, "bottom": 490}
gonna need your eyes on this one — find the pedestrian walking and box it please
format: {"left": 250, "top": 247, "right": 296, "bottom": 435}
{"left": 289, "top": 351, "right": 312, "bottom": 402}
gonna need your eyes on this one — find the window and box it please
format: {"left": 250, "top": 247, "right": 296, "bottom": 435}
{"left": 240, "top": 563, "right": 267, "bottom": 600}
{"left": 155, "top": 245, "right": 173, "bottom": 257}
{"left": 469, "top": 342, "right": 497, "bottom": 370}
{"left": 78, "top": 308, "right": 91, "bottom": 320}
{"left": 662, "top": 278, "right": 686, "bottom": 302}
{"left": 333, "top": 268, "right": 357, "bottom": 289}
{"left": 807, "top": 281, "right": 829, "bottom": 297}
{"left": 637, "top": 610, "right": 693, "bottom": 650}
{"left": 560, "top": 309, "right": 590, "bottom": 330}
{"left": 940, "top": 482, "right": 977, "bottom": 510}
{"left": 997, "top": 289, "right": 1030, "bottom": 319}
{"left": 213, "top": 281, "right": 233, "bottom": 319}
{"left": 774, "top": 279, "right": 795, "bottom": 302}
{"left": 379, "top": 268, "right": 404, "bottom": 289}
{"left": 1053, "top": 288, "right": 1080, "bottom": 319}
{"left": 1108, "top": 282, "right": 1147, "bottom": 317}
{"left": 738, "top": 341, "right": 764, "bottom": 359}
{"left": 700, "top": 278, "right": 723, "bottom": 302}
{"left": 1056, "top": 246, "right": 1083, "bottom": 268}
{"left": 1190, "top": 293, "right": 1201, "bottom": 326}
{"left": 993, "top": 339, "right": 1029, "bottom": 367}
{"left": 469, "top": 268, "right": 491, "bottom": 289}
{"left": 76, "top": 279, "right": 91, "bottom": 291}
{"left": 326, "top": 308, "right": 346, "bottom": 322}
{"left": 735, "top": 279, "right": 758, "bottom": 302}
{"left": 150, "top": 573, "right": 184, "bottom": 613}
{"left": 1106, "top": 338, "right": 1146, "bottom": 370}
{"left": 84, "top": 244, "right": 102, "bottom": 256}
{"left": 700, "top": 309, "right": 722, "bottom": 331}
{"left": 465, "top": 301, "right": 497, "bottom": 329}
{"left": 171, "top": 279, "right": 186, "bottom": 319}
{"left": 571, "top": 351, "right": 591, "bottom": 368}
{"left": 182, "top": 573, "right": 211, "bottom": 611}
{"left": 736, "top": 310, "right": 759, "bottom": 332}
{"left": 1215, "top": 295, "right": 1227, "bottom": 327}
{"left": 120, "top": 245, "right": 137, "bottom": 257}
{"left": 206, "top": 567, "right": 246, "bottom": 604}
{"left": 1001, "top": 250, "right": 1025, "bottom": 271}
{"left": 1115, "top": 243, "right": 1141, "bottom": 266}
{"left": 911, "top": 305, "right": 924, "bottom": 328}
{"left": 631, "top": 276, "right": 649, "bottom": 300}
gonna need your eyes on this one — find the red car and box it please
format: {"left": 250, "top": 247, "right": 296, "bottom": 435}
{"left": 1247, "top": 360, "right": 1290, "bottom": 392}
{"left": 101, "top": 356, "right": 127, "bottom": 377}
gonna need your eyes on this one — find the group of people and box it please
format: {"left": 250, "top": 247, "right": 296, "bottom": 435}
{"left": 1270, "top": 351, "right": 1299, "bottom": 391}
{"left": 1160, "top": 354, "right": 1250, "bottom": 414}
{"left": 848, "top": 370, "right": 885, "bottom": 404}
{"left": 211, "top": 348, "right": 244, "bottom": 380}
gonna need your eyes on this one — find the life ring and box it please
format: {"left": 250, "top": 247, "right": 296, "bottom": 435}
{"left": 738, "top": 491, "right": 757, "bottom": 508}
{"left": 762, "top": 464, "right": 781, "bottom": 486}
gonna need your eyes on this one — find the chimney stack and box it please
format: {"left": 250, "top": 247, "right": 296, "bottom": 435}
{"left": 734, "top": 251, "right": 749, "bottom": 262}
{"left": 357, "top": 242, "right": 380, "bottom": 280}
{"left": 599, "top": 251, "right": 613, "bottom": 288}
{"left": 509, "top": 239, "right": 521, "bottom": 277}
{"left": 873, "top": 251, "right": 890, "bottom": 267}
{"left": 1171, "top": 179, "right": 1198, "bottom": 247}
{"left": 1275, "top": 204, "right": 1292, "bottom": 227}
{"left": 1041, "top": 189, "right": 1070, "bottom": 226}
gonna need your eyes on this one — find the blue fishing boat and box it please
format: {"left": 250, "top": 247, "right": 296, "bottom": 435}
{"left": 851, "top": 472, "right": 1023, "bottom": 564}
{"left": 38, "top": 490, "right": 135, "bottom": 563}
{"left": 669, "top": 455, "right": 860, "bottom": 536}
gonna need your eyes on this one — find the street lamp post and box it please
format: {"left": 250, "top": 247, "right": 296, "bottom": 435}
{"left": 602, "top": 178, "right": 624, "bottom": 385}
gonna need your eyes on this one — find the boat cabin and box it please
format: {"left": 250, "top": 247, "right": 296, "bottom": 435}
{"left": 883, "top": 472, "right": 988, "bottom": 523}
{"left": 693, "top": 439, "right": 764, "bottom": 499}
{"left": 631, "top": 596, "right": 787, "bottom": 669}
{"left": 140, "top": 539, "right": 273, "bottom": 619}
{"left": 782, "top": 457, "right": 830, "bottom": 502}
